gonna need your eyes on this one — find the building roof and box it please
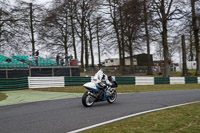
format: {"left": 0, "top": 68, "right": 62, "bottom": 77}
{"left": 105, "top": 58, "right": 119, "bottom": 61}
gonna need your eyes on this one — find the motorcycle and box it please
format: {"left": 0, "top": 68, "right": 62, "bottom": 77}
{"left": 82, "top": 77, "right": 117, "bottom": 107}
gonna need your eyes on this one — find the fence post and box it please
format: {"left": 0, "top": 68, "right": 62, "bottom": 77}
{"left": 6, "top": 68, "right": 8, "bottom": 79}
{"left": 69, "top": 67, "right": 72, "bottom": 77}
{"left": 28, "top": 77, "right": 30, "bottom": 89}
{"left": 52, "top": 67, "right": 54, "bottom": 77}
{"left": 29, "top": 67, "right": 31, "bottom": 77}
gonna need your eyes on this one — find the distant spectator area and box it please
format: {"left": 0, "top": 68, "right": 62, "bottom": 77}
{"left": 0, "top": 55, "right": 28, "bottom": 68}
{"left": 0, "top": 55, "right": 57, "bottom": 68}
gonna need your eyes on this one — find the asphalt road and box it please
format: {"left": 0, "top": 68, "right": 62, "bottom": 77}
{"left": 0, "top": 89, "right": 200, "bottom": 133}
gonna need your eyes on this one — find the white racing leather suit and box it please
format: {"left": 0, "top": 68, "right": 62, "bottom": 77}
{"left": 92, "top": 69, "right": 112, "bottom": 90}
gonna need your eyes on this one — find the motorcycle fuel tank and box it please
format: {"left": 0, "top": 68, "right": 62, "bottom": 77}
{"left": 83, "top": 82, "right": 97, "bottom": 90}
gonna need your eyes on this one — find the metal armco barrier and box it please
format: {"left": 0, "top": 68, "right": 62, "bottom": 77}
{"left": 0, "top": 77, "right": 28, "bottom": 91}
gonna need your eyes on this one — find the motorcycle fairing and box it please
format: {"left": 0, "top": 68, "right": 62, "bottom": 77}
{"left": 83, "top": 82, "right": 99, "bottom": 92}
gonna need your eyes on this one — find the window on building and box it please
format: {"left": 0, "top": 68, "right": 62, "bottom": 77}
{"left": 111, "top": 60, "right": 113, "bottom": 62}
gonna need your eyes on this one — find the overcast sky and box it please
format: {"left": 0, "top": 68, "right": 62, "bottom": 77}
{"left": 10, "top": 0, "right": 51, "bottom": 5}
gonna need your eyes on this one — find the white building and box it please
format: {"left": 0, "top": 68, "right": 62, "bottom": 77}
{"left": 105, "top": 58, "right": 137, "bottom": 67}
{"left": 187, "top": 61, "right": 196, "bottom": 70}
{"left": 174, "top": 61, "right": 196, "bottom": 72}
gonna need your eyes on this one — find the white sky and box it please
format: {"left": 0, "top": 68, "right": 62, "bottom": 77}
{"left": 9, "top": 0, "right": 51, "bottom": 5}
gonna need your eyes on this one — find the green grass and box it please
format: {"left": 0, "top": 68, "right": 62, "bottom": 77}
{"left": 82, "top": 102, "right": 200, "bottom": 133}
{"left": 0, "top": 92, "right": 8, "bottom": 101}
{"left": 32, "top": 84, "right": 200, "bottom": 93}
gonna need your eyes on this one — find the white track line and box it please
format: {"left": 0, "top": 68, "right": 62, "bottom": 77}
{"left": 68, "top": 101, "right": 200, "bottom": 133}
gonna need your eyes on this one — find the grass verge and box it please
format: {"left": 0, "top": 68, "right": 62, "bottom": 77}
{"left": 82, "top": 102, "right": 200, "bottom": 133}
{"left": 0, "top": 92, "right": 8, "bottom": 102}
{"left": 32, "top": 84, "right": 200, "bottom": 93}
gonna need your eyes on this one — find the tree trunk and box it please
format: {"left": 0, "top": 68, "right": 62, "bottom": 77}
{"left": 96, "top": 18, "right": 101, "bottom": 65}
{"left": 144, "top": 0, "right": 152, "bottom": 75}
{"left": 64, "top": 11, "right": 68, "bottom": 56}
{"left": 129, "top": 39, "right": 133, "bottom": 66}
{"left": 181, "top": 35, "right": 188, "bottom": 76}
{"left": 191, "top": 0, "right": 200, "bottom": 75}
{"left": 162, "top": 21, "right": 171, "bottom": 77}
{"left": 80, "top": 1, "right": 85, "bottom": 68}
{"left": 161, "top": 0, "right": 170, "bottom": 77}
{"left": 110, "top": 0, "right": 122, "bottom": 67}
{"left": 88, "top": 20, "right": 94, "bottom": 67}
{"left": 84, "top": 25, "right": 88, "bottom": 68}
{"left": 114, "top": 23, "right": 122, "bottom": 67}
{"left": 128, "top": 38, "right": 133, "bottom": 73}
{"left": 30, "top": 3, "right": 35, "bottom": 56}
{"left": 119, "top": 6, "right": 125, "bottom": 74}
{"left": 70, "top": 15, "right": 77, "bottom": 59}
{"left": 189, "top": 26, "right": 194, "bottom": 61}
{"left": 80, "top": 31, "right": 84, "bottom": 68}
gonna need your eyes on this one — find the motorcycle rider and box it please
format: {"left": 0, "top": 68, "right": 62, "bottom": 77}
{"left": 92, "top": 68, "right": 112, "bottom": 92}
{"left": 108, "top": 76, "right": 118, "bottom": 88}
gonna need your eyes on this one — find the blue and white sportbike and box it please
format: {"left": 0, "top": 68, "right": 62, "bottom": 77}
{"left": 82, "top": 70, "right": 117, "bottom": 107}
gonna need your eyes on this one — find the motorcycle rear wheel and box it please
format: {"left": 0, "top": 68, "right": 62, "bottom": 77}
{"left": 82, "top": 92, "right": 95, "bottom": 107}
{"left": 107, "top": 91, "right": 117, "bottom": 103}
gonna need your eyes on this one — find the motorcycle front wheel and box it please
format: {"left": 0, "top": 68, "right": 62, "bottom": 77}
{"left": 82, "top": 92, "right": 95, "bottom": 107}
{"left": 107, "top": 90, "right": 117, "bottom": 103}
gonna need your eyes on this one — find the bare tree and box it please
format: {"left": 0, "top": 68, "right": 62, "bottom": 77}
{"left": 12, "top": 0, "right": 44, "bottom": 55}
{"left": 151, "top": 0, "right": 184, "bottom": 77}
{"left": 189, "top": 25, "right": 195, "bottom": 61}
{"left": 75, "top": 0, "right": 99, "bottom": 68}
{"left": 181, "top": 35, "right": 189, "bottom": 76}
{"left": 39, "top": 0, "right": 73, "bottom": 56}
{"left": 106, "top": 0, "right": 122, "bottom": 67}
{"left": 191, "top": 0, "right": 200, "bottom": 75}
{"left": 121, "top": 0, "right": 144, "bottom": 67}
{"left": 95, "top": 16, "right": 103, "bottom": 66}
{"left": 143, "top": 0, "right": 152, "bottom": 75}
{"left": 69, "top": 0, "right": 78, "bottom": 59}
{"left": 87, "top": 18, "right": 95, "bottom": 67}
{"left": 0, "top": 0, "right": 15, "bottom": 55}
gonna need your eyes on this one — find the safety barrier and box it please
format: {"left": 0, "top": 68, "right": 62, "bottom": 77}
{"left": 170, "top": 77, "right": 185, "bottom": 84}
{"left": 0, "top": 77, "right": 28, "bottom": 91}
{"left": 65, "top": 76, "right": 91, "bottom": 86}
{"left": 0, "top": 76, "right": 199, "bottom": 91}
{"left": 115, "top": 77, "right": 135, "bottom": 85}
{"left": 28, "top": 77, "right": 65, "bottom": 88}
{"left": 154, "top": 77, "right": 170, "bottom": 84}
{"left": 185, "top": 77, "right": 198, "bottom": 84}
{"left": 136, "top": 77, "right": 154, "bottom": 85}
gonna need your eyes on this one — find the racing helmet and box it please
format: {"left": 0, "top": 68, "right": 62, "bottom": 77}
{"left": 101, "top": 68, "right": 106, "bottom": 74}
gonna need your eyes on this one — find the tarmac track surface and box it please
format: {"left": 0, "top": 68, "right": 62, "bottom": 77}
{"left": 0, "top": 89, "right": 200, "bottom": 133}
